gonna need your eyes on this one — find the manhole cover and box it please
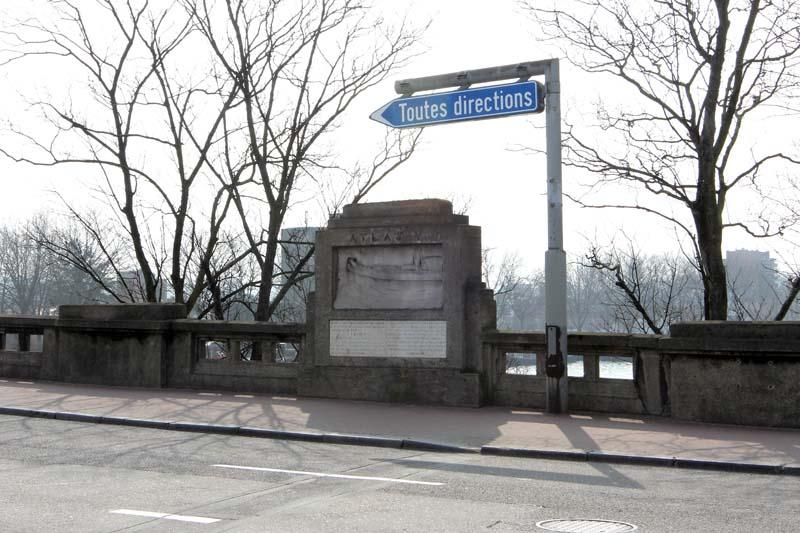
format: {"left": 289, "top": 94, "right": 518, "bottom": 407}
{"left": 536, "top": 519, "right": 637, "bottom": 533}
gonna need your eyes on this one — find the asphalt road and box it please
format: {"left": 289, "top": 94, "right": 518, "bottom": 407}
{"left": 0, "top": 414, "right": 797, "bottom": 532}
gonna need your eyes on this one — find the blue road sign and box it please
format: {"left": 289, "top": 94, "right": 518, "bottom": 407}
{"left": 370, "top": 81, "right": 544, "bottom": 129}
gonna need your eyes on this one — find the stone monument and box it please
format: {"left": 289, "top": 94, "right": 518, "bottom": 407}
{"left": 299, "top": 199, "right": 496, "bottom": 406}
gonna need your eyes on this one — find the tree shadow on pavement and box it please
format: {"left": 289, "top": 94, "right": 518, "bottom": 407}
{"left": 379, "top": 457, "right": 644, "bottom": 490}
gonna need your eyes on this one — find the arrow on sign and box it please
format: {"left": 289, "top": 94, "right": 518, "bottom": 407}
{"left": 370, "top": 81, "right": 544, "bottom": 129}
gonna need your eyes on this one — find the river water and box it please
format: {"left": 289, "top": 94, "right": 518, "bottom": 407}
{"left": 506, "top": 354, "right": 633, "bottom": 380}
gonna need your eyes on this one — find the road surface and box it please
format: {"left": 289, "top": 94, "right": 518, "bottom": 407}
{"left": 0, "top": 415, "right": 797, "bottom": 532}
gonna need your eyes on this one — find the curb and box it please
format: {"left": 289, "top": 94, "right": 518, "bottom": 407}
{"left": 322, "top": 433, "right": 404, "bottom": 449}
{"left": 1, "top": 406, "right": 796, "bottom": 476}
{"left": 54, "top": 411, "right": 103, "bottom": 424}
{"left": 481, "top": 446, "right": 587, "bottom": 462}
{"left": 587, "top": 451, "right": 675, "bottom": 467}
{"left": 239, "top": 426, "right": 324, "bottom": 442}
{"left": 782, "top": 464, "right": 800, "bottom": 475}
{"left": 480, "top": 445, "right": 793, "bottom": 475}
{"left": 0, "top": 406, "right": 57, "bottom": 419}
{"left": 168, "top": 421, "right": 240, "bottom": 435}
{"left": 673, "top": 457, "right": 782, "bottom": 475}
{"left": 99, "top": 416, "right": 171, "bottom": 430}
{"left": 401, "top": 439, "right": 479, "bottom": 454}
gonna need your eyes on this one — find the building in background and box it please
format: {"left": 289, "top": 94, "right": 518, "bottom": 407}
{"left": 725, "top": 250, "right": 777, "bottom": 293}
{"left": 725, "top": 249, "right": 780, "bottom": 319}
{"left": 276, "top": 227, "right": 321, "bottom": 322}
{"left": 726, "top": 248, "right": 775, "bottom": 276}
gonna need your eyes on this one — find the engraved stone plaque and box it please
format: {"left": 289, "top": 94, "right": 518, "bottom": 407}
{"left": 334, "top": 244, "right": 443, "bottom": 310}
{"left": 330, "top": 320, "right": 447, "bottom": 358}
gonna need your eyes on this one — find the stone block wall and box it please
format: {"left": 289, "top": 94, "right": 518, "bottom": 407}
{"left": 54, "top": 304, "right": 186, "bottom": 387}
{"left": 300, "top": 199, "right": 491, "bottom": 406}
{"left": 666, "top": 322, "right": 800, "bottom": 427}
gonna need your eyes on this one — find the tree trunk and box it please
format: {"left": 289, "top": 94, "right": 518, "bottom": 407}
{"left": 251, "top": 213, "right": 282, "bottom": 360}
{"left": 699, "top": 229, "right": 728, "bottom": 320}
{"left": 693, "top": 191, "right": 728, "bottom": 320}
{"left": 254, "top": 217, "right": 282, "bottom": 323}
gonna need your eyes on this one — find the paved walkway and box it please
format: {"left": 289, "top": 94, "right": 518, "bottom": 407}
{"left": 0, "top": 379, "right": 797, "bottom": 472}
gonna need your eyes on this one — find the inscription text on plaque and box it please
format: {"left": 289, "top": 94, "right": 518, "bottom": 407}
{"left": 330, "top": 320, "right": 446, "bottom": 358}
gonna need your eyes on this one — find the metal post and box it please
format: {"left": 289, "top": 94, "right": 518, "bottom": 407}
{"left": 544, "top": 59, "right": 568, "bottom": 413}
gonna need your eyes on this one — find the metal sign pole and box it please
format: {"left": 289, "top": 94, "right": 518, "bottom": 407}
{"left": 386, "top": 59, "right": 568, "bottom": 414}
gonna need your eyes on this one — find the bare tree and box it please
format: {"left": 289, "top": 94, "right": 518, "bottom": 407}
{"left": 317, "top": 129, "right": 423, "bottom": 217}
{"left": 1, "top": 0, "right": 240, "bottom": 310}
{"left": 29, "top": 211, "right": 137, "bottom": 303}
{"left": 482, "top": 249, "right": 527, "bottom": 327}
{"left": 194, "top": 231, "right": 262, "bottom": 320}
{"left": 523, "top": 0, "right": 800, "bottom": 320}
{"left": 773, "top": 270, "right": 800, "bottom": 320}
{"left": 769, "top": 176, "right": 800, "bottom": 319}
{"left": 585, "top": 243, "right": 703, "bottom": 334}
{"left": 2, "top": 1, "right": 419, "bottom": 321}
{"left": 0, "top": 220, "right": 53, "bottom": 315}
{"left": 0, "top": 216, "right": 107, "bottom": 315}
{"left": 186, "top": 0, "right": 423, "bottom": 323}
{"left": 505, "top": 271, "right": 544, "bottom": 330}
{"left": 567, "top": 263, "right": 606, "bottom": 331}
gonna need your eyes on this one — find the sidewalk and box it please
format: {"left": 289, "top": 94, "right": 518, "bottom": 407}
{"left": 0, "top": 379, "right": 797, "bottom": 474}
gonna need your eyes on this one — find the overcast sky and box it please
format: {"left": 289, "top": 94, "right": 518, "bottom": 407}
{"left": 0, "top": 0, "right": 795, "bottom": 272}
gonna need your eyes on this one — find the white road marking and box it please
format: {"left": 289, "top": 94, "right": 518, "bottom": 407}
{"left": 110, "top": 509, "right": 220, "bottom": 524}
{"left": 213, "top": 464, "right": 444, "bottom": 486}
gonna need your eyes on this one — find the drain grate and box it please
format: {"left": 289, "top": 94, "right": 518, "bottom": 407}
{"left": 536, "top": 519, "right": 637, "bottom": 533}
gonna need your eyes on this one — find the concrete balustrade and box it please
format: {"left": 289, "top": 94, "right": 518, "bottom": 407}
{"left": 1, "top": 309, "right": 798, "bottom": 428}
{"left": 0, "top": 316, "right": 55, "bottom": 381}
{"left": 484, "top": 323, "right": 800, "bottom": 428}
{"left": 167, "top": 319, "right": 305, "bottom": 394}
{"left": 0, "top": 307, "right": 305, "bottom": 394}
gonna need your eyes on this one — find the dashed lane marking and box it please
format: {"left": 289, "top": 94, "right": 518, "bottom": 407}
{"left": 110, "top": 509, "right": 221, "bottom": 524}
{"left": 212, "top": 464, "right": 444, "bottom": 486}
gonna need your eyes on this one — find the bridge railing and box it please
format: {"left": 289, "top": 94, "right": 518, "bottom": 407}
{"left": 171, "top": 320, "right": 305, "bottom": 364}
{"left": 0, "top": 314, "right": 307, "bottom": 392}
{"left": 483, "top": 330, "right": 664, "bottom": 415}
{"left": 166, "top": 320, "right": 306, "bottom": 394}
{"left": 3, "top": 311, "right": 799, "bottom": 427}
{"left": 0, "top": 316, "right": 57, "bottom": 380}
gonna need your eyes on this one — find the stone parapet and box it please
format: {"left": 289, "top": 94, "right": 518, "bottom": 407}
{"left": 484, "top": 323, "right": 800, "bottom": 428}
{"left": 58, "top": 303, "right": 187, "bottom": 321}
